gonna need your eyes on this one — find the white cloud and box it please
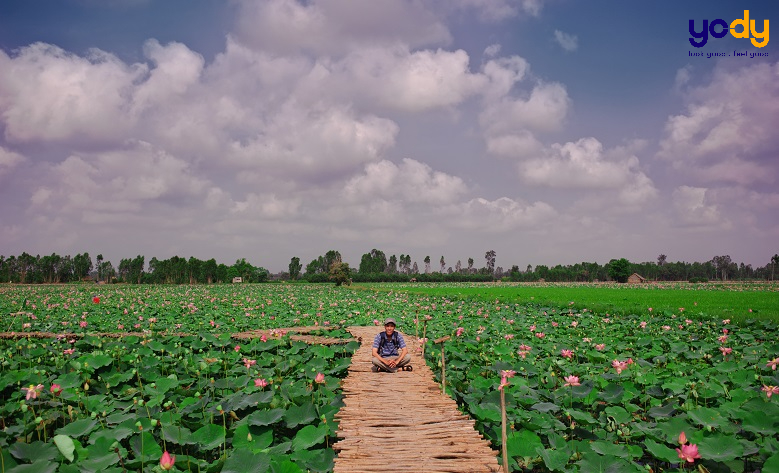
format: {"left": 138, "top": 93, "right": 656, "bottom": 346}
{"left": 344, "top": 158, "right": 468, "bottom": 205}
{"left": 448, "top": 0, "right": 544, "bottom": 21}
{"left": 0, "top": 43, "right": 146, "bottom": 144}
{"left": 233, "top": 0, "right": 451, "bottom": 56}
{"left": 672, "top": 186, "right": 725, "bottom": 227}
{"left": 0, "top": 146, "right": 25, "bottom": 177}
{"left": 480, "top": 81, "right": 570, "bottom": 137}
{"left": 553, "top": 30, "right": 578, "bottom": 52}
{"left": 449, "top": 197, "right": 557, "bottom": 232}
{"left": 659, "top": 61, "right": 779, "bottom": 186}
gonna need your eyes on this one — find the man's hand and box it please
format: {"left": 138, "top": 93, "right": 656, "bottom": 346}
{"left": 386, "top": 358, "right": 398, "bottom": 368}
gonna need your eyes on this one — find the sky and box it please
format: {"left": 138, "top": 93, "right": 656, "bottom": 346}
{"left": 0, "top": 0, "right": 777, "bottom": 273}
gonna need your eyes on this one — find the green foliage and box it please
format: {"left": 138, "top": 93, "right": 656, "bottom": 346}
{"left": 329, "top": 262, "right": 351, "bottom": 286}
{"left": 608, "top": 258, "right": 632, "bottom": 283}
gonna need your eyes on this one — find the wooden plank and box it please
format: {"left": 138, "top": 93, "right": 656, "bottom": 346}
{"left": 332, "top": 326, "right": 502, "bottom": 473}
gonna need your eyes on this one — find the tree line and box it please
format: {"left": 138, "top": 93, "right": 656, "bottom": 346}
{"left": 1, "top": 250, "right": 777, "bottom": 284}
{"left": 0, "top": 253, "right": 269, "bottom": 284}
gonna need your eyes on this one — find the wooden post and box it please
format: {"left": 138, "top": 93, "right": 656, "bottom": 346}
{"left": 435, "top": 336, "right": 450, "bottom": 396}
{"left": 501, "top": 386, "right": 508, "bottom": 473}
{"left": 421, "top": 319, "right": 428, "bottom": 358}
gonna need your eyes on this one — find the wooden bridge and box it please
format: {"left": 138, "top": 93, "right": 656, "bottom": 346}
{"left": 332, "top": 326, "right": 502, "bottom": 473}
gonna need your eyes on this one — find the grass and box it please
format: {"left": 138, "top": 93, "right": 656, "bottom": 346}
{"left": 355, "top": 281, "right": 779, "bottom": 322}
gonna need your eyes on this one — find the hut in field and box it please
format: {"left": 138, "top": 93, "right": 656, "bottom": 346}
{"left": 232, "top": 277, "right": 243, "bottom": 283}
{"left": 627, "top": 273, "right": 646, "bottom": 284}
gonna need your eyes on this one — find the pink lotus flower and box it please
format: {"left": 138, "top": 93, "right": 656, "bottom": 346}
{"left": 160, "top": 451, "right": 175, "bottom": 470}
{"left": 612, "top": 360, "right": 628, "bottom": 375}
{"left": 529, "top": 324, "right": 536, "bottom": 332}
{"left": 243, "top": 358, "right": 256, "bottom": 369}
{"left": 234, "top": 345, "right": 241, "bottom": 352}
{"left": 260, "top": 334, "right": 268, "bottom": 342}
{"left": 456, "top": 327, "right": 464, "bottom": 337}
{"left": 314, "top": 373, "right": 325, "bottom": 384}
{"left": 570, "top": 321, "right": 578, "bottom": 327}
{"left": 504, "top": 334, "right": 514, "bottom": 340}
{"left": 662, "top": 325, "right": 671, "bottom": 331}
{"left": 762, "top": 385, "right": 779, "bottom": 398}
{"left": 767, "top": 358, "right": 779, "bottom": 370}
{"left": 719, "top": 347, "right": 732, "bottom": 356}
{"left": 648, "top": 308, "right": 652, "bottom": 312}
{"left": 22, "top": 384, "right": 44, "bottom": 400}
{"left": 79, "top": 321, "right": 88, "bottom": 328}
{"left": 678, "top": 431, "right": 687, "bottom": 445}
{"left": 50, "top": 384, "right": 62, "bottom": 397}
{"left": 563, "top": 375, "right": 580, "bottom": 387}
{"left": 92, "top": 296, "right": 100, "bottom": 304}
{"left": 519, "top": 344, "right": 532, "bottom": 352}
{"left": 722, "top": 319, "right": 730, "bottom": 324}
{"left": 676, "top": 443, "right": 700, "bottom": 463}
{"left": 595, "top": 344, "right": 606, "bottom": 351}
{"left": 718, "top": 335, "right": 728, "bottom": 343}
{"left": 561, "top": 349, "right": 574, "bottom": 359}
{"left": 640, "top": 321, "right": 647, "bottom": 329}
{"left": 499, "top": 370, "right": 516, "bottom": 391}
{"left": 535, "top": 332, "right": 545, "bottom": 339}
{"left": 254, "top": 378, "right": 268, "bottom": 388}
{"left": 551, "top": 322, "right": 559, "bottom": 327}
{"left": 373, "top": 319, "right": 380, "bottom": 326}
{"left": 63, "top": 348, "right": 75, "bottom": 355}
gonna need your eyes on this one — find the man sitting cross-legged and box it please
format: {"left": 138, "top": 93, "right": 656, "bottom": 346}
{"left": 371, "top": 318, "right": 412, "bottom": 373}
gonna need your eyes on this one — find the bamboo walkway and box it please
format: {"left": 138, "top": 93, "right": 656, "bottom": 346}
{"left": 333, "top": 326, "right": 502, "bottom": 473}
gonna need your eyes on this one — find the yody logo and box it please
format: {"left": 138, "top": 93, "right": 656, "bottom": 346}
{"left": 689, "top": 10, "right": 769, "bottom": 48}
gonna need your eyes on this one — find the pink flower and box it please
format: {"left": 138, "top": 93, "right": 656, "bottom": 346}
{"left": 373, "top": 319, "right": 380, "bottom": 326}
{"left": 561, "top": 349, "right": 574, "bottom": 359}
{"left": 529, "top": 324, "right": 536, "bottom": 332}
{"left": 640, "top": 321, "right": 647, "bottom": 329}
{"left": 676, "top": 444, "right": 701, "bottom": 463}
{"left": 662, "top": 325, "right": 671, "bottom": 331}
{"left": 314, "top": 373, "right": 325, "bottom": 384}
{"left": 501, "top": 370, "right": 517, "bottom": 379}
{"left": 254, "top": 378, "right": 268, "bottom": 388}
{"left": 456, "top": 327, "right": 464, "bottom": 337}
{"left": 648, "top": 307, "right": 652, "bottom": 312}
{"left": 678, "top": 431, "right": 687, "bottom": 445}
{"left": 22, "top": 384, "right": 44, "bottom": 400}
{"left": 63, "top": 348, "right": 75, "bottom": 355}
{"left": 519, "top": 344, "right": 532, "bottom": 352}
{"left": 50, "top": 384, "right": 62, "bottom": 397}
{"left": 718, "top": 335, "right": 728, "bottom": 343}
{"left": 243, "top": 358, "right": 256, "bottom": 369}
{"left": 595, "top": 344, "right": 606, "bottom": 351}
{"left": 117, "top": 324, "right": 124, "bottom": 330}
{"left": 260, "top": 334, "right": 268, "bottom": 342}
{"left": 504, "top": 334, "right": 514, "bottom": 340}
{"left": 767, "top": 358, "right": 779, "bottom": 370}
{"left": 535, "top": 332, "right": 545, "bottom": 339}
{"left": 551, "top": 322, "right": 559, "bottom": 327}
{"left": 563, "top": 375, "right": 581, "bottom": 387}
{"left": 160, "top": 451, "right": 175, "bottom": 470}
{"left": 719, "top": 347, "right": 732, "bottom": 356}
{"left": 722, "top": 319, "right": 730, "bottom": 324}
{"left": 92, "top": 296, "right": 100, "bottom": 304}
{"left": 612, "top": 360, "right": 628, "bottom": 375}
{"left": 234, "top": 345, "right": 240, "bottom": 352}
{"left": 763, "top": 385, "right": 779, "bottom": 398}
{"left": 570, "top": 321, "right": 578, "bottom": 328}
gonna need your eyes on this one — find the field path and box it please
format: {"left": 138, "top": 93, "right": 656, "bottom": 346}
{"left": 332, "top": 326, "right": 502, "bottom": 473}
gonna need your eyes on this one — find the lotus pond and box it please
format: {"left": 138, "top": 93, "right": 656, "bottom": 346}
{"left": 1, "top": 283, "right": 778, "bottom": 472}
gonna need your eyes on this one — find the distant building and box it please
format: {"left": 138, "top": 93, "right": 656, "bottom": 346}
{"left": 627, "top": 273, "right": 646, "bottom": 284}
{"left": 232, "top": 277, "right": 243, "bottom": 283}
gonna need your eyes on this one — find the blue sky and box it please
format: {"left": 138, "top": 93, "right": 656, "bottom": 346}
{"left": 0, "top": 0, "right": 777, "bottom": 272}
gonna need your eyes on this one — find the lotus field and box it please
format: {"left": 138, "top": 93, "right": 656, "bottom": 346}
{"left": 1, "top": 283, "right": 778, "bottom": 472}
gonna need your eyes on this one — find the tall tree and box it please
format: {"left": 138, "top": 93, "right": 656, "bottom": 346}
{"left": 608, "top": 258, "right": 631, "bottom": 283}
{"left": 289, "top": 257, "right": 302, "bottom": 280}
{"left": 440, "top": 256, "right": 445, "bottom": 273}
{"left": 657, "top": 254, "right": 667, "bottom": 266}
{"left": 467, "top": 258, "right": 474, "bottom": 273}
{"left": 424, "top": 256, "right": 431, "bottom": 274}
{"left": 771, "top": 254, "right": 779, "bottom": 281}
{"left": 329, "top": 262, "right": 351, "bottom": 286}
{"left": 485, "top": 250, "right": 496, "bottom": 274}
{"left": 388, "top": 255, "right": 398, "bottom": 273}
{"left": 455, "top": 260, "right": 462, "bottom": 273}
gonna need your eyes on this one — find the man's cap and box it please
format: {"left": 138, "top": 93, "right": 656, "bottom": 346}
{"left": 384, "top": 318, "right": 396, "bottom": 326}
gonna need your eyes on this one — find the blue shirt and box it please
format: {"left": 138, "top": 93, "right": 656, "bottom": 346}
{"left": 372, "top": 331, "right": 406, "bottom": 357}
